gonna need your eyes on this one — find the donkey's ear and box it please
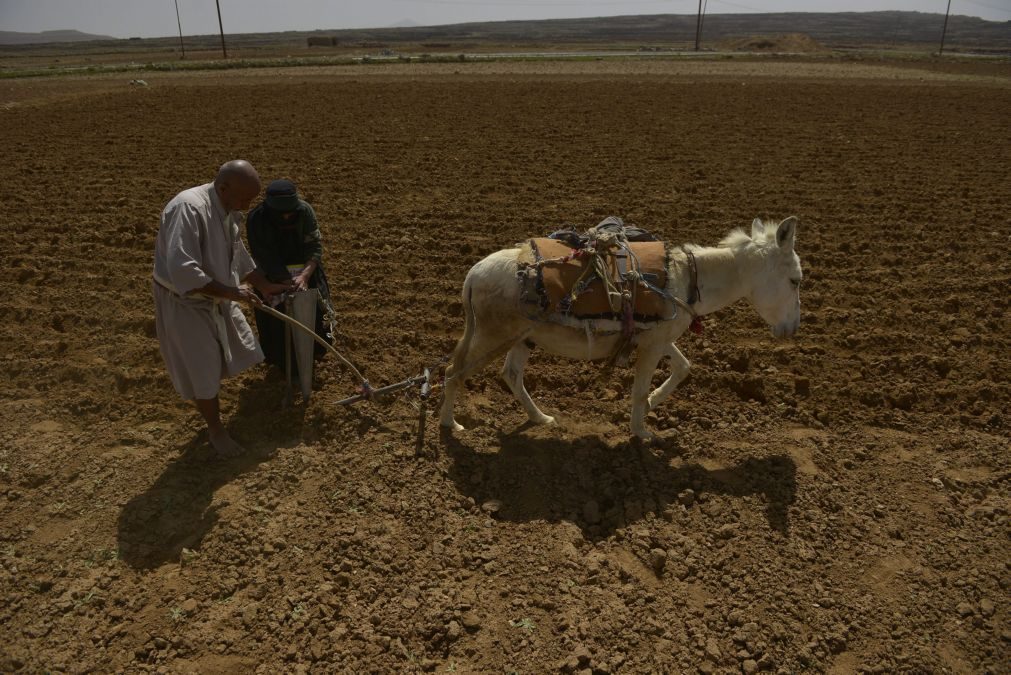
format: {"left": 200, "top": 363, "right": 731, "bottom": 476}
{"left": 776, "top": 216, "right": 798, "bottom": 249}
{"left": 751, "top": 218, "right": 764, "bottom": 240}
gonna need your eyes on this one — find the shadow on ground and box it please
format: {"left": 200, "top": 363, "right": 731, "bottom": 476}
{"left": 116, "top": 373, "right": 304, "bottom": 569}
{"left": 443, "top": 428, "right": 796, "bottom": 540}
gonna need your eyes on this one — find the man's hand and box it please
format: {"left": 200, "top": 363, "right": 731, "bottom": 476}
{"left": 293, "top": 271, "right": 311, "bottom": 292}
{"left": 242, "top": 269, "right": 293, "bottom": 305}
{"left": 234, "top": 286, "right": 262, "bottom": 307}
{"left": 196, "top": 279, "right": 262, "bottom": 306}
{"left": 256, "top": 280, "right": 293, "bottom": 306}
{"left": 264, "top": 280, "right": 293, "bottom": 296}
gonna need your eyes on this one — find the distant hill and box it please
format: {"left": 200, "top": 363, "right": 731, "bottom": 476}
{"left": 387, "top": 19, "right": 423, "bottom": 29}
{"left": 1, "top": 12, "right": 1008, "bottom": 53}
{"left": 0, "top": 29, "right": 115, "bottom": 45}
{"left": 321, "top": 11, "right": 1010, "bottom": 51}
{"left": 216, "top": 11, "right": 1011, "bottom": 52}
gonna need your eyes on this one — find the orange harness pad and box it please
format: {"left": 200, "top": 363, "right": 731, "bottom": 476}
{"left": 530, "top": 238, "right": 670, "bottom": 320}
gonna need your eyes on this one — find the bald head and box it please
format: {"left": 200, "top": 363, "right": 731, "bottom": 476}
{"left": 213, "top": 159, "right": 261, "bottom": 212}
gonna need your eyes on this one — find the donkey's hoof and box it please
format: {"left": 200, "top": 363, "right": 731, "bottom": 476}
{"left": 441, "top": 420, "right": 465, "bottom": 432}
{"left": 632, "top": 429, "right": 656, "bottom": 444}
{"left": 532, "top": 414, "right": 555, "bottom": 426}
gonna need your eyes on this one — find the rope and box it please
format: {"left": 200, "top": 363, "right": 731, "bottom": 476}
{"left": 534, "top": 231, "right": 626, "bottom": 315}
{"left": 535, "top": 235, "right": 699, "bottom": 320}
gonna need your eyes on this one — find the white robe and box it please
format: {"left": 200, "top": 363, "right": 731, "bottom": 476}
{"left": 153, "top": 183, "right": 263, "bottom": 400}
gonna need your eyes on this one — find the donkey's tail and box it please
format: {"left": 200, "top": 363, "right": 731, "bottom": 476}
{"left": 446, "top": 273, "right": 477, "bottom": 380}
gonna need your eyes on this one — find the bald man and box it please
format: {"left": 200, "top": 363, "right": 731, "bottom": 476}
{"left": 153, "top": 160, "right": 290, "bottom": 457}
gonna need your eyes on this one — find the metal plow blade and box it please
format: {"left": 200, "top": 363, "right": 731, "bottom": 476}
{"left": 288, "top": 289, "right": 319, "bottom": 402}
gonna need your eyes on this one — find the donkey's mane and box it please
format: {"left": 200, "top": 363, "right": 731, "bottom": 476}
{"left": 681, "top": 219, "right": 775, "bottom": 254}
{"left": 718, "top": 219, "right": 779, "bottom": 251}
{"left": 717, "top": 229, "right": 753, "bottom": 250}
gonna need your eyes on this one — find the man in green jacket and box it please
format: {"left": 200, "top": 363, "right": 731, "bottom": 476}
{"left": 246, "top": 179, "right": 333, "bottom": 373}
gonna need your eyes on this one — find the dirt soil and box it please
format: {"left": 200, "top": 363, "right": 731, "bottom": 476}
{"left": 1, "top": 59, "right": 1009, "bottom": 674}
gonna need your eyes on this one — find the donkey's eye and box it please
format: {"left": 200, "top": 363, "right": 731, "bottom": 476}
{"left": 790, "top": 279, "right": 801, "bottom": 288}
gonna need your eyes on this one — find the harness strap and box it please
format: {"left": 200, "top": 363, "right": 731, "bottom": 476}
{"left": 682, "top": 247, "right": 701, "bottom": 306}
{"left": 679, "top": 247, "right": 704, "bottom": 335}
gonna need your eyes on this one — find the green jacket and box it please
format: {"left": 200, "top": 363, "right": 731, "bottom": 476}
{"left": 246, "top": 200, "right": 323, "bottom": 283}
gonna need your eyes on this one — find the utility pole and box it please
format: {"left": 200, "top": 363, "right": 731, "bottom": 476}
{"left": 215, "top": 0, "right": 228, "bottom": 59}
{"left": 938, "top": 0, "right": 952, "bottom": 56}
{"left": 694, "top": 0, "right": 703, "bottom": 51}
{"left": 174, "top": 0, "right": 185, "bottom": 60}
{"left": 699, "top": 0, "right": 708, "bottom": 50}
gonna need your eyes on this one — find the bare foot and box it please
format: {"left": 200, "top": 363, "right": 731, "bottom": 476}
{"left": 208, "top": 427, "right": 246, "bottom": 458}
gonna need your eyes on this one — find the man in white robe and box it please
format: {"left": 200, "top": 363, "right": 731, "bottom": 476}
{"left": 153, "top": 160, "right": 290, "bottom": 457}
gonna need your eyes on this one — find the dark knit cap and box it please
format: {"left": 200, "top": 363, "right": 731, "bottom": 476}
{"left": 265, "top": 179, "right": 299, "bottom": 212}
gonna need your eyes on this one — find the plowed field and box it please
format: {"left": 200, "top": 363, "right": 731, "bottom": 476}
{"left": 1, "top": 59, "right": 1009, "bottom": 673}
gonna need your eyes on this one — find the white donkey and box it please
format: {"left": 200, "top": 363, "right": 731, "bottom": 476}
{"left": 439, "top": 217, "right": 803, "bottom": 440}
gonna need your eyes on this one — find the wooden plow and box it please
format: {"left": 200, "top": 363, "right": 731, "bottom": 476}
{"left": 256, "top": 293, "right": 439, "bottom": 456}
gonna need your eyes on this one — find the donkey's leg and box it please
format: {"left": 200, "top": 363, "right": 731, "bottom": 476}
{"left": 439, "top": 373, "right": 466, "bottom": 433}
{"left": 648, "top": 343, "right": 691, "bottom": 410}
{"left": 629, "top": 345, "right": 666, "bottom": 440}
{"left": 502, "top": 342, "right": 555, "bottom": 425}
{"left": 439, "top": 305, "right": 474, "bottom": 432}
{"left": 439, "top": 327, "right": 521, "bottom": 431}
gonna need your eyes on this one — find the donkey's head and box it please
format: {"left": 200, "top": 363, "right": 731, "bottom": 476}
{"left": 731, "top": 216, "right": 802, "bottom": 338}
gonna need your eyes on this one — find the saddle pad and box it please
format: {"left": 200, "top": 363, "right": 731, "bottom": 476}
{"left": 531, "top": 238, "right": 669, "bottom": 320}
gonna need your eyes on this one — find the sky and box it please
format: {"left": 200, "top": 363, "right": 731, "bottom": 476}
{"left": 1, "top": 0, "right": 1008, "bottom": 39}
